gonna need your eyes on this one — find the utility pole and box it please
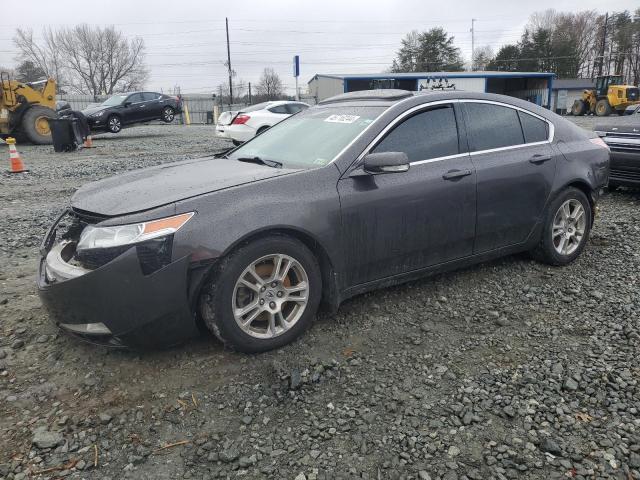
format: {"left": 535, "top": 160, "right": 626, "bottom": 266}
{"left": 470, "top": 18, "right": 476, "bottom": 71}
{"left": 226, "top": 17, "right": 233, "bottom": 105}
{"left": 597, "top": 13, "right": 608, "bottom": 77}
{"left": 248, "top": 82, "right": 252, "bottom": 105}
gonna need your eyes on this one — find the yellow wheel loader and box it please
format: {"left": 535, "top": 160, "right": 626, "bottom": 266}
{"left": 571, "top": 75, "right": 640, "bottom": 117}
{"left": 1, "top": 71, "right": 57, "bottom": 144}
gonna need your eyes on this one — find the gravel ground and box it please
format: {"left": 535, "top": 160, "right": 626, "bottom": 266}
{"left": 1, "top": 121, "right": 640, "bottom": 480}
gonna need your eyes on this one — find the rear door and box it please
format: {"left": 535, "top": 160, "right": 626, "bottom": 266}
{"left": 337, "top": 103, "right": 476, "bottom": 286}
{"left": 142, "top": 92, "right": 163, "bottom": 120}
{"left": 461, "top": 101, "right": 557, "bottom": 253}
{"left": 124, "top": 93, "right": 145, "bottom": 124}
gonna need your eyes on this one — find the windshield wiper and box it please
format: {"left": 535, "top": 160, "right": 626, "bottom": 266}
{"left": 236, "top": 156, "right": 283, "bottom": 168}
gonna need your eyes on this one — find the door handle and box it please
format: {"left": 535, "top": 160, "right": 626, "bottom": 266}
{"left": 529, "top": 154, "right": 552, "bottom": 164}
{"left": 442, "top": 169, "right": 472, "bottom": 180}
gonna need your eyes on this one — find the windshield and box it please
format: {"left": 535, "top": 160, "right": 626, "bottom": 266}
{"left": 102, "top": 95, "right": 128, "bottom": 107}
{"left": 229, "top": 106, "right": 384, "bottom": 169}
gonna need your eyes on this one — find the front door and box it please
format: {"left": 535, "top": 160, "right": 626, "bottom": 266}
{"left": 461, "top": 101, "right": 557, "bottom": 253}
{"left": 337, "top": 103, "right": 477, "bottom": 287}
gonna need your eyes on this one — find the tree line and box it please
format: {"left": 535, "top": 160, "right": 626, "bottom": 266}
{"left": 392, "top": 8, "right": 640, "bottom": 83}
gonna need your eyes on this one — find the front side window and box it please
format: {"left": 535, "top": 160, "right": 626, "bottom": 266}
{"left": 229, "top": 106, "right": 384, "bottom": 169}
{"left": 465, "top": 103, "right": 524, "bottom": 151}
{"left": 518, "top": 111, "right": 549, "bottom": 143}
{"left": 373, "top": 105, "right": 459, "bottom": 162}
{"left": 126, "top": 93, "right": 143, "bottom": 104}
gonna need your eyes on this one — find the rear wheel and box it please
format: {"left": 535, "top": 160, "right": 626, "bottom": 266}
{"left": 161, "top": 106, "right": 175, "bottom": 123}
{"left": 571, "top": 100, "right": 586, "bottom": 116}
{"left": 107, "top": 114, "right": 122, "bottom": 133}
{"left": 200, "top": 236, "right": 322, "bottom": 353}
{"left": 21, "top": 105, "right": 56, "bottom": 144}
{"left": 531, "top": 188, "right": 592, "bottom": 266}
{"left": 595, "top": 99, "right": 612, "bottom": 116}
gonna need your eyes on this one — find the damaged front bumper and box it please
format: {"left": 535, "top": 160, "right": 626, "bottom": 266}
{"left": 37, "top": 213, "right": 200, "bottom": 348}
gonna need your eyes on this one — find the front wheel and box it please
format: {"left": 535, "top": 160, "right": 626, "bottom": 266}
{"left": 531, "top": 188, "right": 592, "bottom": 266}
{"left": 595, "top": 99, "right": 612, "bottom": 116}
{"left": 200, "top": 236, "right": 322, "bottom": 353}
{"left": 107, "top": 115, "right": 122, "bottom": 133}
{"left": 161, "top": 106, "right": 175, "bottom": 123}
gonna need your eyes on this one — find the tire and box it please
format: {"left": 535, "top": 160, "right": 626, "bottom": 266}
{"left": 256, "top": 125, "right": 270, "bottom": 135}
{"left": 161, "top": 106, "right": 175, "bottom": 123}
{"left": 232, "top": 139, "right": 242, "bottom": 146}
{"left": 531, "top": 187, "right": 592, "bottom": 266}
{"left": 570, "top": 100, "right": 585, "bottom": 116}
{"left": 107, "top": 114, "right": 122, "bottom": 133}
{"left": 199, "top": 235, "right": 322, "bottom": 353}
{"left": 21, "top": 105, "right": 56, "bottom": 144}
{"left": 595, "top": 99, "right": 612, "bottom": 116}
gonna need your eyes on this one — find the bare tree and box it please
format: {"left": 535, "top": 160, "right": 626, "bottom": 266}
{"left": 256, "top": 68, "right": 283, "bottom": 100}
{"left": 473, "top": 46, "right": 494, "bottom": 71}
{"left": 14, "top": 25, "right": 148, "bottom": 98}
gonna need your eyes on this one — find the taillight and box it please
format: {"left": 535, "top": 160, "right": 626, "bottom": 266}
{"left": 590, "top": 136, "right": 610, "bottom": 151}
{"left": 232, "top": 114, "right": 250, "bottom": 125}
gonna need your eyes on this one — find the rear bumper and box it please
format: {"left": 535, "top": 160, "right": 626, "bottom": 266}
{"left": 224, "top": 124, "right": 256, "bottom": 142}
{"left": 37, "top": 246, "right": 200, "bottom": 349}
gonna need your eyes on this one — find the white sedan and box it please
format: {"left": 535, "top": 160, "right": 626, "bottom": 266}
{"left": 216, "top": 101, "right": 309, "bottom": 145}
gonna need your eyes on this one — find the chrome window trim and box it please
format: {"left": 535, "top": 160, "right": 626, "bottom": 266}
{"left": 350, "top": 98, "right": 556, "bottom": 169}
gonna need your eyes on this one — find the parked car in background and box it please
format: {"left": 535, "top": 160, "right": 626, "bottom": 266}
{"left": 216, "top": 100, "right": 309, "bottom": 145}
{"left": 82, "top": 92, "right": 182, "bottom": 134}
{"left": 596, "top": 118, "right": 640, "bottom": 187}
{"left": 624, "top": 104, "right": 640, "bottom": 115}
{"left": 38, "top": 90, "right": 609, "bottom": 353}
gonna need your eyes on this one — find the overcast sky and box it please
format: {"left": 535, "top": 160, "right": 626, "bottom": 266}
{"left": 0, "top": 0, "right": 637, "bottom": 95}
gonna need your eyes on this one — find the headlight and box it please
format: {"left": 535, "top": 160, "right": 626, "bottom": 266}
{"left": 77, "top": 212, "right": 194, "bottom": 251}
{"left": 91, "top": 111, "right": 105, "bottom": 117}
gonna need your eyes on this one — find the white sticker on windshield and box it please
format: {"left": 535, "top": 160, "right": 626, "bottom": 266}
{"left": 324, "top": 114, "right": 360, "bottom": 124}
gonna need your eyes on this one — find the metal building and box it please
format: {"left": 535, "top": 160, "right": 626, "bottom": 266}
{"left": 307, "top": 71, "right": 554, "bottom": 108}
{"left": 550, "top": 78, "right": 595, "bottom": 115}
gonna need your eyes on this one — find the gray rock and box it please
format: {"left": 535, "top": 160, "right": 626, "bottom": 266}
{"left": 563, "top": 377, "right": 579, "bottom": 391}
{"left": 32, "top": 430, "right": 63, "bottom": 449}
{"left": 219, "top": 447, "right": 239, "bottom": 463}
{"left": 290, "top": 369, "right": 302, "bottom": 390}
{"left": 540, "top": 438, "right": 562, "bottom": 456}
{"left": 11, "top": 339, "right": 24, "bottom": 350}
{"left": 629, "top": 452, "right": 640, "bottom": 468}
{"left": 418, "top": 471, "right": 432, "bottom": 480}
{"left": 99, "top": 413, "right": 112, "bottom": 425}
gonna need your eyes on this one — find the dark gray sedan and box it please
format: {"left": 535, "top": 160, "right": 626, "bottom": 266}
{"left": 38, "top": 90, "right": 610, "bottom": 352}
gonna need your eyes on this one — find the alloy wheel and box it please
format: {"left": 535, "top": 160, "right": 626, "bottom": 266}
{"left": 109, "top": 117, "right": 121, "bottom": 132}
{"left": 232, "top": 254, "right": 309, "bottom": 339}
{"left": 552, "top": 199, "right": 586, "bottom": 256}
{"left": 163, "top": 108, "right": 175, "bottom": 122}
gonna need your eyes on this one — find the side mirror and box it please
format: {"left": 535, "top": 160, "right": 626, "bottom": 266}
{"left": 123, "top": 102, "right": 132, "bottom": 108}
{"left": 363, "top": 151, "right": 410, "bottom": 174}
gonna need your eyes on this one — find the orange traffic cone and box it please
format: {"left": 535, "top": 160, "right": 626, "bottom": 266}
{"left": 6, "top": 137, "right": 28, "bottom": 173}
{"left": 83, "top": 135, "right": 95, "bottom": 148}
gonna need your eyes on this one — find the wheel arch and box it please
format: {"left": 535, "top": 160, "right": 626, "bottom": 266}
{"left": 197, "top": 226, "right": 340, "bottom": 314}
{"left": 561, "top": 180, "right": 596, "bottom": 222}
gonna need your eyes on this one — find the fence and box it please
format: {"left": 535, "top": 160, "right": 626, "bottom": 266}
{"left": 58, "top": 93, "right": 318, "bottom": 124}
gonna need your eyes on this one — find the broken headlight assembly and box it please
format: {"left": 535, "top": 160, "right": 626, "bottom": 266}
{"left": 73, "top": 212, "right": 194, "bottom": 274}
{"left": 77, "top": 212, "right": 194, "bottom": 251}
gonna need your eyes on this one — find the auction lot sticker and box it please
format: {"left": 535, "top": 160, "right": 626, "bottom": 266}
{"left": 325, "top": 114, "right": 360, "bottom": 124}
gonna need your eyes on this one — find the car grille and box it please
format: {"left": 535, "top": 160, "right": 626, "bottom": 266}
{"left": 610, "top": 168, "right": 640, "bottom": 182}
{"left": 603, "top": 136, "right": 640, "bottom": 153}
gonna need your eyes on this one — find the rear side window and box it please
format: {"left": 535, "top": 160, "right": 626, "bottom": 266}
{"left": 143, "top": 92, "right": 160, "bottom": 101}
{"left": 286, "top": 103, "right": 308, "bottom": 114}
{"left": 373, "top": 105, "right": 459, "bottom": 162}
{"left": 268, "top": 105, "right": 289, "bottom": 114}
{"left": 464, "top": 103, "right": 524, "bottom": 151}
{"left": 518, "top": 111, "right": 549, "bottom": 143}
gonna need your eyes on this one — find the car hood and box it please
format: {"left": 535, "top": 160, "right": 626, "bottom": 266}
{"left": 71, "top": 156, "right": 299, "bottom": 216}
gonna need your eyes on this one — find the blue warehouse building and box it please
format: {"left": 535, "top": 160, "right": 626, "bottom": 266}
{"left": 307, "top": 71, "right": 554, "bottom": 108}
